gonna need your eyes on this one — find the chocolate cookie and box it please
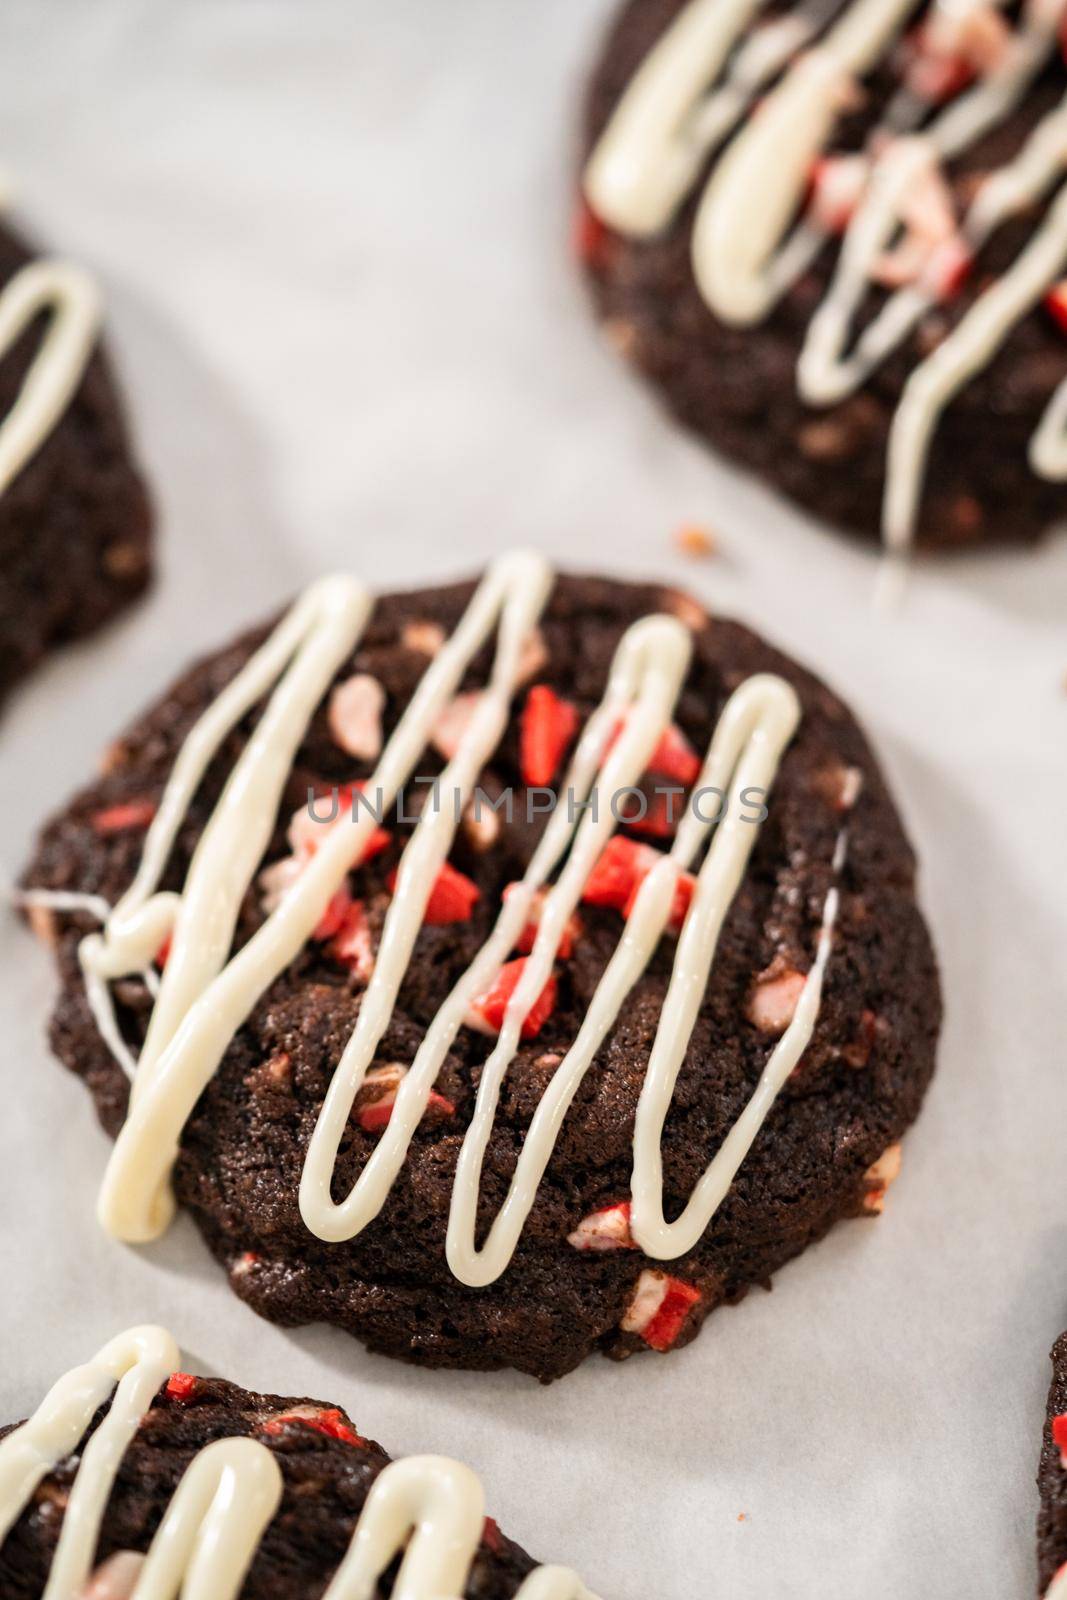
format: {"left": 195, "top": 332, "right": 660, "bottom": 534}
{"left": 20, "top": 561, "right": 940, "bottom": 1381}
{"left": 1037, "top": 1332, "right": 1067, "bottom": 1597}
{"left": 579, "top": 0, "right": 1067, "bottom": 554}
{"left": 0, "top": 1326, "right": 583, "bottom": 1598}
{"left": 0, "top": 217, "right": 152, "bottom": 702}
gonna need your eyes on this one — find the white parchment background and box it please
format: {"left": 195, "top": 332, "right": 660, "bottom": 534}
{"left": 0, "top": 4, "right": 1066, "bottom": 1597}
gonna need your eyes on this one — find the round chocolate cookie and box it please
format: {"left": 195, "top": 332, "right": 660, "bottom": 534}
{"left": 578, "top": 0, "right": 1067, "bottom": 552}
{"left": 0, "top": 1330, "right": 556, "bottom": 1598}
{"left": 1037, "top": 1332, "right": 1067, "bottom": 1597}
{"left": 0, "top": 217, "right": 152, "bottom": 703}
{"left": 20, "top": 569, "right": 940, "bottom": 1381}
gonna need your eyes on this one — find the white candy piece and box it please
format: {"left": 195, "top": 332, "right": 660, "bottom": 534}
{"left": 621, "top": 1269, "right": 671, "bottom": 1334}
{"left": 567, "top": 1203, "right": 635, "bottom": 1252}
{"left": 79, "top": 1551, "right": 145, "bottom": 1600}
{"left": 746, "top": 968, "right": 807, "bottom": 1035}
{"left": 862, "top": 1141, "right": 903, "bottom": 1212}
{"left": 328, "top": 673, "right": 385, "bottom": 761}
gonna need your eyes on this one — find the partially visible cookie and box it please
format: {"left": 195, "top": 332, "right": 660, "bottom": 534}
{"left": 1037, "top": 1332, "right": 1067, "bottom": 1597}
{"left": 0, "top": 1326, "right": 584, "bottom": 1599}
{"left": 0, "top": 217, "right": 152, "bottom": 702}
{"left": 579, "top": 0, "right": 1067, "bottom": 554}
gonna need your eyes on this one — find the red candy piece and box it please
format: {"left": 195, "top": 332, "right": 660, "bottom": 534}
{"left": 573, "top": 196, "right": 613, "bottom": 271}
{"left": 926, "top": 236, "right": 973, "bottom": 302}
{"left": 293, "top": 783, "right": 391, "bottom": 863}
{"left": 582, "top": 835, "right": 647, "bottom": 911}
{"left": 1053, "top": 1413, "right": 1067, "bottom": 1465}
{"left": 648, "top": 723, "right": 701, "bottom": 786}
{"left": 467, "top": 957, "right": 558, "bottom": 1041}
{"left": 264, "top": 1408, "right": 365, "bottom": 1447}
{"left": 520, "top": 685, "right": 579, "bottom": 789}
{"left": 328, "top": 898, "right": 375, "bottom": 981}
{"left": 164, "top": 1372, "right": 200, "bottom": 1403}
{"left": 643, "top": 1278, "right": 702, "bottom": 1353}
{"left": 1045, "top": 281, "right": 1067, "bottom": 336}
{"left": 338, "top": 784, "right": 392, "bottom": 861}
{"left": 313, "top": 885, "right": 356, "bottom": 942}
{"left": 621, "top": 789, "right": 678, "bottom": 840}
{"left": 583, "top": 836, "right": 695, "bottom": 933}
{"left": 606, "top": 718, "right": 701, "bottom": 787}
{"left": 809, "top": 154, "right": 867, "bottom": 235}
{"left": 155, "top": 933, "right": 173, "bottom": 969}
{"left": 507, "top": 884, "right": 581, "bottom": 959}
{"left": 388, "top": 860, "right": 481, "bottom": 926}
{"left": 91, "top": 799, "right": 157, "bottom": 834}
{"left": 357, "top": 1086, "right": 455, "bottom": 1134}
{"left": 623, "top": 869, "right": 695, "bottom": 933}
{"left": 482, "top": 1516, "right": 505, "bottom": 1554}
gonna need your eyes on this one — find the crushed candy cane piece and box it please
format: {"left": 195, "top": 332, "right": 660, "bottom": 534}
{"left": 388, "top": 860, "right": 480, "bottom": 925}
{"left": 746, "top": 967, "right": 807, "bottom": 1035}
{"left": 622, "top": 1270, "right": 702, "bottom": 1350}
{"left": 482, "top": 1516, "right": 505, "bottom": 1554}
{"left": 1045, "top": 281, "right": 1067, "bottom": 335}
{"left": 164, "top": 1372, "right": 200, "bottom": 1403}
{"left": 354, "top": 1062, "right": 455, "bottom": 1132}
{"left": 568, "top": 1201, "right": 636, "bottom": 1252}
{"left": 287, "top": 784, "right": 390, "bottom": 861}
{"left": 810, "top": 153, "right": 868, "bottom": 234}
{"left": 328, "top": 898, "right": 376, "bottom": 981}
{"left": 80, "top": 1552, "right": 145, "bottom": 1600}
{"left": 327, "top": 673, "right": 385, "bottom": 761}
{"left": 583, "top": 835, "right": 695, "bottom": 933}
{"left": 465, "top": 957, "right": 558, "bottom": 1040}
{"left": 608, "top": 717, "right": 701, "bottom": 787}
{"left": 507, "top": 883, "right": 582, "bottom": 959}
{"left": 573, "top": 195, "right": 614, "bottom": 271}
{"left": 862, "top": 1142, "right": 903, "bottom": 1213}
{"left": 263, "top": 1406, "right": 365, "bottom": 1447}
{"left": 402, "top": 619, "right": 446, "bottom": 656}
{"left": 91, "top": 799, "right": 157, "bottom": 834}
{"left": 520, "top": 685, "right": 579, "bottom": 788}
{"left": 431, "top": 691, "right": 482, "bottom": 761}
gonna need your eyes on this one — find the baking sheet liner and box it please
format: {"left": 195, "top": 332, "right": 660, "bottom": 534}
{"left": 1, "top": 5, "right": 1066, "bottom": 1596}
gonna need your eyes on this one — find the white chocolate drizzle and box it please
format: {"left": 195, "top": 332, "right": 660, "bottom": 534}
{"left": 0, "top": 257, "right": 101, "bottom": 499}
{"left": 1031, "top": 370, "right": 1067, "bottom": 476}
{"left": 0, "top": 1329, "right": 595, "bottom": 1600}
{"left": 55, "top": 557, "right": 848, "bottom": 1289}
{"left": 585, "top": 0, "right": 1067, "bottom": 557}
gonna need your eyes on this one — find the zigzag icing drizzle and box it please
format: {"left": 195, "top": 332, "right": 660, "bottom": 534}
{"left": 0, "top": 1328, "right": 593, "bottom": 1600}
{"left": 0, "top": 245, "right": 101, "bottom": 498}
{"left": 48, "top": 552, "right": 848, "bottom": 1288}
{"left": 584, "top": 0, "right": 1067, "bottom": 555}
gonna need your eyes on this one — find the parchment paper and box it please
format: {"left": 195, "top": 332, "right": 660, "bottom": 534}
{"left": 1, "top": 5, "right": 1066, "bottom": 1597}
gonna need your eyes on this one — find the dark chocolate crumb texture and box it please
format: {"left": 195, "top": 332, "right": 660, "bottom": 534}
{"left": 1037, "top": 1332, "right": 1067, "bottom": 1597}
{"left": 0, "top": 1325, "right": 593, "bottom": 1598}
{"left": 0, "top": 217, "right": 152, "bottom": 702}
{"left": 579, "top": 0, "right": 1067, "bottom": 554}
{"left": 20, "top": 559, "right": 941, "bottom": 1381}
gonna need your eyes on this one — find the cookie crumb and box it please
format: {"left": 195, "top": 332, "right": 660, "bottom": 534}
{"left": 673, "top": 523, "right": 717, "bottom": 559}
